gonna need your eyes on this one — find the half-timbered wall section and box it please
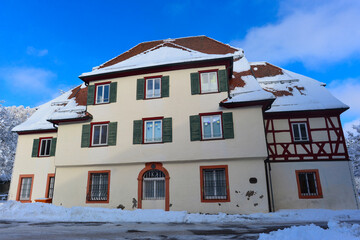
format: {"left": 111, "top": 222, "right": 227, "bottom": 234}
{"left": 265, "top": 115, "right": 348, "bottom": 161}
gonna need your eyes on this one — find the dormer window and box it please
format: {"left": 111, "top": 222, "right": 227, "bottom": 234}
{"left": 96, "top": 83, "right": 110, "bottom": 104}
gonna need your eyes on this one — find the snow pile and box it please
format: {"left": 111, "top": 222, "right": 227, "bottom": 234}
{"left": 259, "top": 220, "right": 360, "bottom": 240}
{"left": 0, "top": 105, "right": 34, "bottom": 181}
{"left": 1, "top": 201, "right": 360, "bottom": 224}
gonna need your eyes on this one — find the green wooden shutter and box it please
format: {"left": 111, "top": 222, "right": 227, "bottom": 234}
{"left": 110, "top": 82, "right": 117, "bottom": 103}
{"left": 87, "top": 85, "right": 95, "bottom": 105}
{"left": 136, "top": 78, "right": 145, "bottom": 100}
{"left": 108, "top": 122, "right": 117, "bottom": 146}
{"left": 50, "top": 138, "right": 57, "bottom": 156}
{"left": 133, "top": 120, "right": 143, "bottom": 144}
{"left": 31, "top": 139, "right": 39, "bottom": 157}
{"left": 190, "top": 72, "right": 200, "bottom": 95}
{"left": 218, "top": 69, "right": 228, "bottom": 92}
{"left": 162, "top": 118, "right": 172, "bottom": 143}
{"left": 161, "top": 76, "right": 170, "bottom": 98}
{"left": 81, "top": 124, "right": 91, "bottom": 148}
{"left": 222, "top": 112, "right": 234, "bottom": 139}
{"left": 190, "top": 115, "right": 201, "bottom": 141}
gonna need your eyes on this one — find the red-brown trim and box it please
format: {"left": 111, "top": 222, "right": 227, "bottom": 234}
{"left": 90, "top": 121, "right": 110, "bottom": 147}
{"left": 264, "top": 108, "right": 348, "bottom": 119}
{"left": 142, "top": 117, "right": 164, "bottom": 144}
{"left": 16, "top": 174, "right": 34, "bottom": 203}
{"left": 200, "top": 165, "right": 230, "bottom": 203}
{"left": 199, "top": 112, "right": 224, "bottom": 141}
{"left": 45, "top": 173, "right": 55, "bottom": 200}
{"left": 86, "top": 170, "right": 111, "bottom": 204}
{"left": 137, "top": 162, "right": 170, "bottom": 211}
{"left": 38, "top": 137, "right": 53, "bottom": 158}
{"left": 198, "top": 69, "right": 219, "bottom": 94}
{"left": 295, "top": 169, "right": 323, "bottom": 199}
{"left": 94, "top": 81, "right": 112, "bottom": 105}
{"left": 80, "top": 57, "right": 233, "bottom": 83}
{"left": 17, "top": 129, "right": 57, "bottom": 135}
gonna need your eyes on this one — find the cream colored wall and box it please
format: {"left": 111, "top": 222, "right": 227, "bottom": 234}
{"left": 55, "top": 65, "right": 268, "bottom": 167}
{"left": 53, "top": 158, "right": 269, "bottom": 214}
{"left": 8, "top": 133, "right": 56, "bottom": 201}
{"left": 270, "top": 161, "right": 359, "bottom": 210}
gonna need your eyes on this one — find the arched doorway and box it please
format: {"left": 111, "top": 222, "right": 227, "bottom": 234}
{"left": 137, "top": 162, "right": 170, "bottom": 211}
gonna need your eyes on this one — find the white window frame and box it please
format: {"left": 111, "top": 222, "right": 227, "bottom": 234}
{"left": 39, "top": 138, "right": 52, "bottom": 157}
{"left": 201, "top": 114, "right": 223, "bottom": 140}
{"left": 146, "top": 77, "right": 161, "bottom": 99}
{"left": 291, "top": 122, "right": 309, "bottom": 142}
{"left": 144, "top": 119, "right": 162, "bottom": 143}
{"left": 92, "top": 124, "right": 109, "bottom": 146}
{"left": 19, "top": 177, "right": 32, "bottom": 201}
{"left": 200, "top": 71, "right": 218, "bottom": 93}
{"left": 96, "top": 84, "right": 110, "bottom": 104}
{"left": 143, "top": 170, "right": 165, "bottom": 200}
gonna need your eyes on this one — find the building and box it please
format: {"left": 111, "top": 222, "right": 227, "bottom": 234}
{"left": 8, "top": 36, "right": 359, "bottom": 213}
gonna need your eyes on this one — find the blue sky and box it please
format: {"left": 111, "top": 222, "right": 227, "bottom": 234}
{"left": 1, "top": 0, "right": 359, "bottom": 132}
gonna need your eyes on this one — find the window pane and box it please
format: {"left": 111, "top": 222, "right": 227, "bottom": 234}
{"left": 48, "top": 177, "right": 55, "bottom": 198}
{"left": 40, "top": 140, "right": 46, "bottom": 156}
{"left": 212, "top": 116, "right": 221, "bottom": 138}
{"left": 293, "top": 124, "right": 300, "bottom": 141}
{"left": 204, "top": 170, "right": 215, "bottom": 198}
{"left": 45, "top": 140, "right": 51, "bottom": 156}
{"left": 147, "top": 79, "right": 153, "bottom": 98}
{"left": 154, "top": 121, "right": 162, "bottom": 142}
{"left": 103, "top": 85, "right": 110, "bottom": 103}
{"left": 93, "top": 126, "right": 100, "bottom": 145}
{"left": 156, "top": 180, "right": 165, "bottom": 198}
{"left": 209, "top": 72, "right": 218, "bottom": 92}
{"left": 144, "top": 180, "right": 154, "bottom": 199}
{"left": 146, "top": 121, "right": 153, "bottom": 142}
{"left": 202, "top": 116, "right": 212, "bottom": 139}
{"left": 20, "top": 177, "right": 32, "bottom": 200}
{"left": 201, "top": 73, "right": 209, "bottom": 92}
{"left": 298, "top": 173, "right": 309, "bottom": 194}
{"left": 90, "top": 173, "right": 108, "bottom": 201}
{"left": 154, "top": 79, "right": 161, "bottom": 97}
{"left": 97, "top": 86, "right": 103, "bottom": 103}
{"left": 300, "top": 124, "right": 308, "bottom": 141}
{"left": 215, "top": 169, "right": 226, "bottom": 197}
{"left": 101, "top": 125, "right": 108, "bottom": 144}
{"left": 307, "top": 173, "right": 318, "bottom": 194}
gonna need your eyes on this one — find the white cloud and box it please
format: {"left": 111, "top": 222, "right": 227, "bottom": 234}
{"left": 232, "top": 0, "right": 360, "bottom": 66}
{"left": 26, "top": 46, "right": 48, "bottom": 57}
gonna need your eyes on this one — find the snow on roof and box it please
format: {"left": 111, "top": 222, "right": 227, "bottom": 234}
{"left": 249, "top": 63, "right": 348, "bottom": 112}
{"left": 12, "top": 84, "right": 88, "bottom": 132}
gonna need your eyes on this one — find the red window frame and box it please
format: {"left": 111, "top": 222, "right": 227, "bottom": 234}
{"left": 38, "top": 137, "right": 53, "bottom": 157}
{"left": 199, "top": 112, "right": 224, "bottom": 141}
{"left": 94, "top": 81, "right": 111, "bottom": 105}
{"left": 86, "top": 170, "right": 111, "bottom": 204}
{"left": 90, "top": 121, "right": 110, "bottom": 147}
{"left": 200, "top": 165, "right": 230, "bottom": 203}
{"left": 198, "top": 69, "right": 219, "bottom": 94}
{"left": 142, "top": 116, "right": 164, "bottom": 144}
{"left": 295, "top": 169, "right": 323, "bottom": 199}
{"left": 16, "top": 174, "right": 34, "bottom": 203}
{"left": 144, "top": 75, "right": 162, "bottom": 99}
{"left": 45, "top": 173, "right": 55, "bottom": 199}
{"left": 290, "top": 121, "right": 311, "bottom": 143}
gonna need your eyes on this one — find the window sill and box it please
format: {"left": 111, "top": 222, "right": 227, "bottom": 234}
{"left": 201, "top": 198, "right": 230, "bottom": 203}
{"left": 37, "top": 155, "right": 51, "bottom": 158}
{"left": 143, "top": 141, "right": 164, "bottom": 145}
{"left": 201, "top": 137, "right": 224, "bottom": 141}
{"left": 299, "top": 195, "right": 323, "bottom": 199}
{"left": 199, "top": 91, "right": 220, "bottom": 95}
{"left": 89, "top": 145, "right": 109, "bottom": 148}
{"left": 86, "top": 200, "right": 109, "bottom": 204}
{"left": 94, "top": 102, "right": 110, "bottom": 105}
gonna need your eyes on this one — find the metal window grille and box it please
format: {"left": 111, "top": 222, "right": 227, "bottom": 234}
{"left": 298, "top": 172, "right": 318, "bottom": 196}
{"left": 143, "top": 170, "right": 165, "bottom": 200}
{"left": 48, "top": 177, "right": 55, "bottom": 199}
{"left": 292, "top": 123, "right": 309, "bottom": 141}
{"left": 39, "top": 139, "right": 52, "bottom": 156}
{"left": 89, "top": 173, "right": 108, "bottom": 201}
{"left": 203, "top": 169, "right": 227, "bottom": 200}
{"left": 19, "top": 177, "right": 32, "bottom": 200}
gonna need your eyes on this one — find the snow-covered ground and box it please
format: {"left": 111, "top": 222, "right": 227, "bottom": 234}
{"left": 1, "top": 201, "right": 360, "bottom": 239}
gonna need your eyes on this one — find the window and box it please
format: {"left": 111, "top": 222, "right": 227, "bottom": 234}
{"left": 201, "top": 114, "right": 222, "bottom": 139}
{"left": 92, "top": 123, "right": 108, "bottom": 146}
{"left": 39, "top": 138, "right": 52, "bottom": 156}
{"left": 146, "top": 77, "right": 161, "bottom": 99}
{"left": 96, "top": 83, "right": 110, "bottom": 104}
{"left": 87, "top": 171, "right": 110, "bottom": 203}
{"left": 46, "top": 174, "right": 55, "bottom": 199}
{"left": 295, "top": 169, "right": 323, "bottom": 199}
{"left": 200, "top": 71, "right": 218, "bottom": 93}
{"left": 291, "top": 122, "right": 309, "bottom": 142}
{"left": 143, "top": 170, "right": 165, "bottom": 200}
{"left": 200, "top": 166, "right": 230, "bottom": 202}
{"left": 144, "top": 119, "right": 162, "bottom": 143}
{"left": 16, "top": 175, "right": 34, "bottom": 202}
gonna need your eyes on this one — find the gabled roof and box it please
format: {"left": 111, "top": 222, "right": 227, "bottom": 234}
{"left": 80, "top": 36, "right": 242, "bottom": 78}
{"left": 12, "top": 84, "right": 90, "bottom": 133}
